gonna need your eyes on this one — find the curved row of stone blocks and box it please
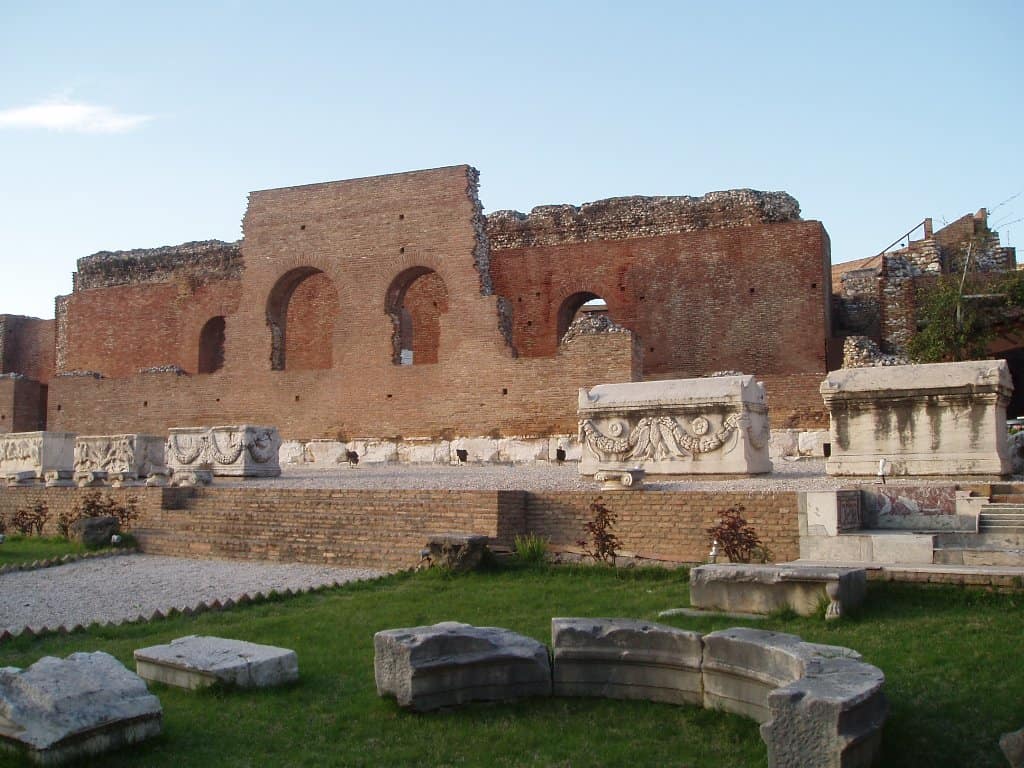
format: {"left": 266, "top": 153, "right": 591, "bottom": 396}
{"left": 375, "top": 619, "right": 888, "bottom": 768}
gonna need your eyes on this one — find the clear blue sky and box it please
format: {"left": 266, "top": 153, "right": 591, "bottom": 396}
{"left": 1, "top": 0, "right": 1021, "bottom": 318}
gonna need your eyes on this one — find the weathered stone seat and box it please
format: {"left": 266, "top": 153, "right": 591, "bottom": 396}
{"left": 551, "top": 618, "right": 702, "bottom": 705}
{"left": 0, "top": 651, "right": 162, "bottom": 766}
{"left": 134, "top": 635, "right": 299, "bottom": 690}
{"left": 703, "top": 628, "right": 887, "bottom": 768}
{"left": 690, "top": 564, "right": 867, "bottom": 619}
{"left": 377, "top": 619, "right": 887, "bottom": 767}
{"left": 374, "top": 622, "right": 551, "bottom": 711}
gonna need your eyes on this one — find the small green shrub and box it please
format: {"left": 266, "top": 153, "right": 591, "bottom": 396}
{"left": 71, "top": 491, "right": 140, "bottom": 530}
{"left": 513, "top": 534, "right": 550, "bottom": 565}
{"left": 577, "top": 496, "right": 621, "bottom": 566}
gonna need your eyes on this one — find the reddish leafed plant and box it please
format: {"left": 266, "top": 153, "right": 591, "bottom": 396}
{"left": 577, "top": 497, "right": 622, "bottom": 566}
{"left": 706, "top": 505, "right": 766, "bottom": 563}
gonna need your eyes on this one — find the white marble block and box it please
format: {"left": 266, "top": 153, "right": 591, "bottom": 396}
{"left": 166, "top": 425, "right": 282, "bottom": 477}
{"left": 0, "top": 431, "right": 76, "bottom": 483}
{"left": 577, "top": 375, "right": 772, "bottom": 475}
{"left": 134, "top": 636, "right": 298, "bottom": 690}
{"left": 74, "top": 434, "right": 168, "bottom": 482}
{"left": 821, "top": 360, "right": 1013, "bottom": 476}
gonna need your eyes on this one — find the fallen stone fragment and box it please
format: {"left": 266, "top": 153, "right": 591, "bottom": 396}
{"left": 375, "top": 621, "right": 551, "bottom": 711}
{"left": 134, "top": 635, "right": 299, "bottom": 690}
{"left": 1001, "top": 726, "right": 1024, "bottom": 768}
{"left": 0, "top": 651, "right": 162, "bottom": 766}
{"left": 69, "top": 515, "right": 120, "bottom": 548}
{"left": 425, "top": 533, "right": 489, "bottom": 572}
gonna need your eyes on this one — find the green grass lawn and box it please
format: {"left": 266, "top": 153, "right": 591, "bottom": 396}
{"left": 0, "top": 565, "right": 1021, "bottom": 767}
{"left": 0, "top": 535, "right": 87, "bottom": 565}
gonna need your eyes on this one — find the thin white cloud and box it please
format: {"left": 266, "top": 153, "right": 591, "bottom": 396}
{"left": 0, "top": 98, "right": 153, "bottom": 134}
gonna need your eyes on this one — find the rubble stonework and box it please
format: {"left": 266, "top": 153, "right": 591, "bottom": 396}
{"left": 841, "top": 336, "right": 909, "bottom": 368}
{"left": 486, "top": 190, "right": 802, "bottom": 249}
{"left": 73, "top": 240, "right": 242, "bottom": 291}
{"left": 560, "top": 314, "right": 630, "bottom": 345}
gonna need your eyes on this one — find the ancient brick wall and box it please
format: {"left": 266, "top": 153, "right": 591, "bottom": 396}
{"left": 0, "top": 486, "right": 799, "bottom": 568}
{"left": 488, "top": 216, "right": 831, "bottom": 379}
{"left": 60, "top": 242, "right": 242, "bottom": 378}
{"left": 525, "top": 491, "right": 799, "bottom": 563}
{"left": 0, "top": 315, "right": 55, "bottom": 384}
{"left": 39, "top": 167, "right": 832, "bottom": 436}
{"left": 0, "top": 377, "right": 46, "bottom": 432}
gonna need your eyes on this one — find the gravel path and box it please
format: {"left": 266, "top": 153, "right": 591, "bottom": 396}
{"left": 227, "top": 459, "right": 1007, "bottom": 492}
{"left": 0, "top": 555, "right": 382, "bottom": 635}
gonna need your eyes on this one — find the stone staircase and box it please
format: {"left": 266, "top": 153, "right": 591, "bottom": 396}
{"left": 802, "top": 483, "right": 1024, "bottom": 567}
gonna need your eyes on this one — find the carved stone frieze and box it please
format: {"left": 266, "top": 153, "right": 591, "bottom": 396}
{"left": 578, "top": 376, "right": 771, "bottom": 476}
{"left": 0, "top": 431, "right": 76, "bottom": 482}
{"left": 166, "top": 425, "right": 282, "bottom": 478}
{"left": 74, "top": 434, "right": 168, "bottom": 483}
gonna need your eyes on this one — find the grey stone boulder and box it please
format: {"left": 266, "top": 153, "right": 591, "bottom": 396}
{"left": 551, "top": 618, "right": 703, "bottom": 705}
{"left": 0, "top": 651, "right": 162, "bottom": 765}
{"left": 690, "top": 564, "right": 867, "bottom": 618}
{"left": 374, "top": 621, "right": 551, "bottom": 711}
{"left": 703, "top": 627, "right": 887, "bottom": 768}
{"left": 134, "top": 635, "right": 298, "bottom": 690}
{"left": 69, "top": 515, "right": 120, "bottom": 548}
{"left": 426, "top": 533, "right": 488, "bottom": 573}
{"left": 1002, "top": 727, "right": 1024, "bottom": 768}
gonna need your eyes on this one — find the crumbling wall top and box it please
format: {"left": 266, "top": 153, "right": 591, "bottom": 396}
{"left": 486, "top": 190, "right": 801, "bottom": 249}
{"left": 74, "top": 239, "right": 242, "bottom": 291}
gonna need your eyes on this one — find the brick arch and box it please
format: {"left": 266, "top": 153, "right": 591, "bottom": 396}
{"left": 197, "top": 316, "right": 226, "bottom": 374}
{"left": 556, "top": 291, "right": 610, "bottom": 343}
{"left": 266, "top": 267, "right": 339, "bottom": 371}
{"left": 386, "top": 267, "right": 449, "bottom": 365}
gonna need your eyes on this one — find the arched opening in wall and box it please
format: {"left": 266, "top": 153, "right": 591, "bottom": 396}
{"left": 386, "top": 267, "right": 449, "bottom": 365}
{"left": 197, "top": 316, "right": 226, "bottom": 374}
{"left": 266, "top": 267, "right": 339, "bottom": 371}
{"left": 557, "top": 292, "right": 610, "bottom": 343}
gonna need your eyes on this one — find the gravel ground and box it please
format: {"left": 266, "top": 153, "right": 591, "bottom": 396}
{"left": 225, "top": 458, "right": 1009, "bottom": 492}
{"left": 0, "top": 555, "right": 382, "bottom": 635}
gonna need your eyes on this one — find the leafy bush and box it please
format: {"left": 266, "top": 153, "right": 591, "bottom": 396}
{"left": 10, "top": 502, "right": 49, "bottom": 536}
{"left": 72, "top": 491, "right": 140, "bottom": 529}
{"left": 706, "top": 505, "right": 768, "bottom": 563}
{"left": 513, "top": 534, "right": 549, "bottom": 565}
{"left": 577, "top": 497, "right": 621, "bottom": 566}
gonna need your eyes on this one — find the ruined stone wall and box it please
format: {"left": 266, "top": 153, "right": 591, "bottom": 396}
{"left": 60, "top": 242, "right": 243, "bottom": 378}
{"left": 488, "top": 216, "right": 831, "bottom": 379}
{"left": 0, "top": 315, "right": 55, "bottom": 384}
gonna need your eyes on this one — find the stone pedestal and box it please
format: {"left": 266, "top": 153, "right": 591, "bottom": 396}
{"left": 74, "top": 434, "right": 167, "bottom": 484}
{"left": 0, "top": 431, "right": 76, "bottom": 484}
{"left": 578, "top": 375, "right": 771, "bottom": 476}
{"left": 166, "top": 425, "right": 281, "bottom": 478}
{"left": 821, "top": 360, "right": 1013, "bottom": 476}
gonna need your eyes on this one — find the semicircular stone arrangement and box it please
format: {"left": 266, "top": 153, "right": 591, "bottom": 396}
{"left": 375, "top": 620, "right": 887, "bottom": 768}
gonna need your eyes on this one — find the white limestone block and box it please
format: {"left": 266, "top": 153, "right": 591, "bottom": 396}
{"left": 0, "top": 431, "right": 76, "bottom": 482}
{"left": 166, "top": 425, "right": 281, "bottom": 477}
{"left": 74, "top": 434, "right": 167, "bottom": 480}
{"left": 134, "top": 635, "right": 298, "bottom": 690}
{"left": 821, "top": 360, "right": 1013, "bottom": 476}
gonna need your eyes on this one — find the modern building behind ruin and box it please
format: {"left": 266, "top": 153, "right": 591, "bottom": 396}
{"left": 4, "top": 163, "right": 1015, "bottom": 442}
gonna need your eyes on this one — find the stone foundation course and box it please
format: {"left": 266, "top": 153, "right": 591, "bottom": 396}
{"left": 375, "top": 620, "right": 887, "bottom": 768}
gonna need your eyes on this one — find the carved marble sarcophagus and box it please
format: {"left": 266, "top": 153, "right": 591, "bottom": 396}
{"left": 577, "top": 376, "right": 771, "bottom": 476}
{"left": 166, "top": 425, "right": 282, "bottom": 478}
{"left": 74, "top": 434, "right": 168, "bottom": 483}
{"left": 0, "top": 431, "right": 76, "bottom": 484}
